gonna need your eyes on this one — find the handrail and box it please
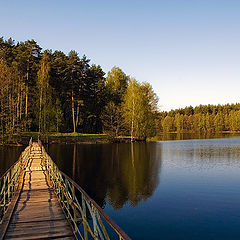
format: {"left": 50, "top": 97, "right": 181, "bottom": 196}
{"left": 40, "top": 143, "right": 131, "bottom": 240}
{"left": 29, "top": 137, "right": 33, "bottom": 146}
{"left": 0, "top": 145, "right": 31, "bottom": 224}
{"left": 37, "top": 138, "right": 42, "bottom": 146}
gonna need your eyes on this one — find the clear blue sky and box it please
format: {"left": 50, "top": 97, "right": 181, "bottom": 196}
{"left": 1, "top": 0, "right": 240, "bottom": 111}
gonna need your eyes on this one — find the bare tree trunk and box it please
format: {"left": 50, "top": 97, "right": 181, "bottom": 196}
{"left": 25, "top": 76, "right": 28, "bottom": 118}
{"left": 72, "top": 90, "right": 76, "bottom": 133}
{"left": 25, "top": 63, "right": 29, "bottom": 131}
{"left": 20, "top": 84, "right": 22, "bottom": 121}
{"left": 25, "top": 86, "right": 28, "bottom": 131}
{"left": 17, "top": 79, "right": 20, "bottom": 120}
{"left": 56, "top": 117, "right": 59, "bottom": 133}
{"left": 43, "top": 84, "right": 46, "bottom": 133}
{"left": 115, "top": 126, "right": 119, "bottom": 137}
{"left": 38, "top": 84, "right": 43, "bottom": 134}
{"left": 131, "top": 97, "right": 135, "bottom": 141}
{"left": 76, "top": 101, "right": 80, "bottom": 128}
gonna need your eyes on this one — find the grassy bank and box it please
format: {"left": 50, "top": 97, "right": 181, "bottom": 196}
{"left": 15, "top": 132, "right": 134, "bottom": 144}
{"left": 18, "top": 132, "right": 111, "bottom": 144}
{"left": 1, "top": 132, "right": 143, "bottom": 145}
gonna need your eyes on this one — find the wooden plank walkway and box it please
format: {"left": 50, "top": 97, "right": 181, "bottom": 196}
{"left": 4, "top": 142, "right": 75, "bottom": 240}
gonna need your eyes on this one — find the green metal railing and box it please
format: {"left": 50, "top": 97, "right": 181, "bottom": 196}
{"left": 40, "top": 141, "right": 131, "bottom": 240}
{"left": 0, "top": 139, "right": 32, "bottom": 224}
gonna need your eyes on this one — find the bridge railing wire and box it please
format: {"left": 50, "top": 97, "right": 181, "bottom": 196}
{"left": 40, "top": 143, "right": 131, "bottom": 240}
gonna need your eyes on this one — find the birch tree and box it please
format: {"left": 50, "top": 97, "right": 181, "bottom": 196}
{"left": 106, "top": 67, "right": 129, "bottom": 105}
{"left": 122, "top": 79, "right": 158, "bottom": 140}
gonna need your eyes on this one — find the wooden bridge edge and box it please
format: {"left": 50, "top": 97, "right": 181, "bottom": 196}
{"left": 0, "top": 172, "right": 26, "bottom": 240}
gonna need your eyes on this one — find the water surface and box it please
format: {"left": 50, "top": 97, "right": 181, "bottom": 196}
{"left": 47, "top": 138, "right": 240, "bottom": 240}
{"left": 1, "top": 138, "right": 240, "bottom": 239}
{"left": 0, "top": 145, "right": 24, "bottom": 177}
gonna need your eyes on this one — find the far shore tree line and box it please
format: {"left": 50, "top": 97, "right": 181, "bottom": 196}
{"left": 158, "top": 104, "right": 240, "bottom": 134}
{"left": 0, "top": 37, "right": 158, "bottom": 143}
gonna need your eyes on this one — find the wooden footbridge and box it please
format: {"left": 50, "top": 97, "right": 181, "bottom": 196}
{"left": 0, "top": 139, "right": 131, "bottom": 240}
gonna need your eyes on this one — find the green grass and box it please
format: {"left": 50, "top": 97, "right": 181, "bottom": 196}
{"left": 117, "top": 135, "right": 132, "bottom": 139}
{"left": 20, "top": 132, "right": 110, "bottom": 139}
{"left": 146, "top": 136, "right": 159, "bottom": 142}
{"left": 49, "top": 132, "right": 109, "bottom": 139}
{"left": 18, "top": 132, "right": 39, "bottom": 137}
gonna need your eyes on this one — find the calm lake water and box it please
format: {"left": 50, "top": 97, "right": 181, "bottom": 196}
{"left": 1, "top": 138, "right": 240, "bottom": 239}
{"left": 0, "top": 145, "right": 24, "bottom": 177}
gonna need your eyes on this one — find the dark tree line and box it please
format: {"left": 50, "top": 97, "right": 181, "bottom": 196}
{"left": 0, "top": 37, "right": 158, "bottom": 143}
{"left": 0, "top": 38, "right": 107, "bottom": 135}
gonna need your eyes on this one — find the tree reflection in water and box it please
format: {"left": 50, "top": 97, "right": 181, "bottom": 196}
{"left": 48, "top": 142, "right": 162, "bottom": 209}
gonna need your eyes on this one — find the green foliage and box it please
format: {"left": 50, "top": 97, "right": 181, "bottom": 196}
{"left": 106, "top": 67, "right": 129, "bottom": 105}
{"left": 122, "top": 79, "right": 158, "bottom": 139}
{"left": 159, "top": 104, "right": 240, "bottom": 133}
{"left": 0, "top": 36, "right": 159, "bottom": 140}
{"left": 162, "top": 116, "right": 174, "bottom": 132}
{"left": 36, "top": 51, "right": 58, "bottom": 133}
{"left": 3, "top": 36, "right": 240, "bottom": 141}
{"left": 0, "top": 60, "right": 23, "bottom": 143}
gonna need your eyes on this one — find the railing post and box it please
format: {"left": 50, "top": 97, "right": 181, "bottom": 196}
{"left": 82, "top": 194, "right": 88, "bottom": 240}
{"left": 29, "top": 137, "right": 32, "bottom": 153}
{"left": 7, "top": 171, "right": 11, "bottom": 203}
{"left": 65, "top": 178, "right": 70, "bottom": 219}
{"left": 92, "top": 206, "right": 98, "bottom": 237}
{"left": 72, "top": 185, "right": 76, "bottom": 224}
{"left": 3, "top": 176, "right": 6, "bottom": 214}
{"left": 60, "top": 173, "right": 64, "bottom": 202}
{"left": 0, "top": 180, "right": 2, "bottom": 222}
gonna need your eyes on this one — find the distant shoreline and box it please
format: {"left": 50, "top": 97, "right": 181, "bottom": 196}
{"left": 0, "top": 132, "right": 135, "bottom": 146}
{"left": 2, "top": 131, "right": 240, "bottom": 146}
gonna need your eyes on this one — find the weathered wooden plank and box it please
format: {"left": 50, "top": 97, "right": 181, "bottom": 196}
{"left": 17, "top": 194, "right": 56, "bottom": 202}
{"left": 22, "top": 183, "right": 50, "bottom": 191}
{"left": 15, "top": 198, "right": 59, "bottom": 205}
{"left": 9, "top": 216, "right": 67, "bottom": 225}
{"left": 13, "top": 206, "right": 63, "bottom": 215}
{"left": 13, "top": 205, "right": 63, "bottom": 215}
{"left": 6, "top": 222, "right": 73, "bottom": 234}
{"left": 6, "top": 226, "right": 73, "bottom": 236}
{"left": 7, "top": 219, "right": 70, "bottom": 230}
{"left": 19, "top": 188, "right": 55, "bottom": 195}
{"left": 18, "top": 197, "right": 58, "bottom": 204}
{"left": 5, "top": 231, "right": 74, "bottom": 240}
